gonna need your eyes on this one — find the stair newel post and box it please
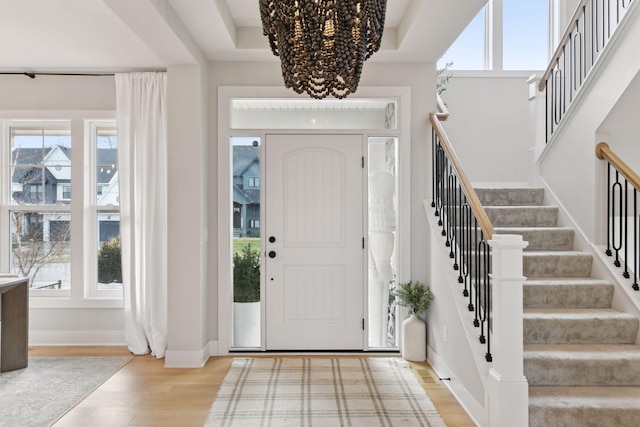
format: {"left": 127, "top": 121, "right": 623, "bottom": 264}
{"left": 487, "top": 234, "right": 529, "bottom": 427}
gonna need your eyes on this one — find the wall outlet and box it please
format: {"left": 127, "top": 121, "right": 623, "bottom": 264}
{"left": 443, "top": 325, "right": 448, "bottom": 343}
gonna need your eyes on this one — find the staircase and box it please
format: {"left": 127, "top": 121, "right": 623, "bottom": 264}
{"left": 476, "top": 187, "right": 640, "bottom": 427}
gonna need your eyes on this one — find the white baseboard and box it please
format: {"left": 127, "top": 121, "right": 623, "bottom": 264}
{"left": 29, "top": 330, "right": 125, "bottom": 346}
{"left": 428, "top": 346, "right": 487, "bottom": 427}
{"left": 165, "top": 343, "right": 210, "bottom": 368}
{"left": 208, "top": 340, "right": 219, "bottom": 356}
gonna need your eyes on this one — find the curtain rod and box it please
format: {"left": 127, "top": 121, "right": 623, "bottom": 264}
{"left": 0, "top": 72, "right": 115, "bottom": 79}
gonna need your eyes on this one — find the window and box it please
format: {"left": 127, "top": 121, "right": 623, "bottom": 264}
{"left": 6, "top": 125, "right": 72, "bottom": 291}
{"left": 93, "top": 125, "right": 121, "bottom": 294}
{"left": 439, "top": 0, "right": 549, "bottom": 71}
{"left": 247, "top": 177, "right": 260, "bottom": 188}
{"left": 1, "top": 119, "right": 120, "bottom": 298}
{"left": 62, "top": 185, "right": 71, "bottom": 200}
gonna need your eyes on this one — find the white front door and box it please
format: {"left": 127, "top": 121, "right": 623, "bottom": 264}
{"left": 265, "top": 134, "right": 364, "bottom": 350}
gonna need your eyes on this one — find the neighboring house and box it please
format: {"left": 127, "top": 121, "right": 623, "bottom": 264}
{"left": 11, "top": 145, "right": 120, "bottom": 243}
{"left": 232, "top": 145, "right": 260, "bottom": 237}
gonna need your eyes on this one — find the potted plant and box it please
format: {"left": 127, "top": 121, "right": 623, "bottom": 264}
{"left": 395, "top": 281, "right": 434, "bottom": 362}
{"left": 232, "top": 244, "right": 260, "bottom": 347}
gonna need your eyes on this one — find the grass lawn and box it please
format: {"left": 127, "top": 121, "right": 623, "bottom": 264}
{"left": 233, "top": 238, "right": 260, "bottom": 256}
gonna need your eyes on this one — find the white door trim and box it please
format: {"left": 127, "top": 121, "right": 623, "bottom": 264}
{"left": 216, "top": 86, "right": 411, "bottom": 355}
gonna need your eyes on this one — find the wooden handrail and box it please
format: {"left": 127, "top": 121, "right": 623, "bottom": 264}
{"left": 596, "top": 142, "right": 640, "bottom": 192}
{"left": 539, "top": 0, "right": 590, "bottom": 91}
{"left": 436, "top": 95, "right": 449, "bottom": 121}
{"left": 429, "top": 113, "right": 495, "bottom": 238}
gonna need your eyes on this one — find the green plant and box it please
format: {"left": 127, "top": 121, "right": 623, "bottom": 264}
{"left": 437, "top": 61, "right": 454, "bottom": 95}
{"left": 394, "top": 281, "right": 434, "bottom": 315}
{"left": 233, "top": 244, "right": 260, "bottom": 302}
{"left": 98, "top": 237, "right": 122, "bottom": 283}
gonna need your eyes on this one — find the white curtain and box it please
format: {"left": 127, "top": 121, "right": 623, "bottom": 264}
{"left": 115, "top": 72, "right": 168, "bottom": 358}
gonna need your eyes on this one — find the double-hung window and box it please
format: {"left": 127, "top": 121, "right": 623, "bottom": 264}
{"left": 0, "top": 118, "right": 121, "bottom": 300}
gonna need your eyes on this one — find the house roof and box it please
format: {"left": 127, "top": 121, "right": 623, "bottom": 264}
{"left": 11, "top": 146, "right": 118, "bottom": 184}
{"left": 233, "top": 146, "right": 260, "bottom": 177}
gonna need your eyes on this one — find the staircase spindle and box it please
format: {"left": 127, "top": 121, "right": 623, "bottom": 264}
{"left": 596, "top": 142, "right": 640, "bottom": 291}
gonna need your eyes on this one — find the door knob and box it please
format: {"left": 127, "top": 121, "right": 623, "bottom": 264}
{"left": 268, "top": 250, "right": 276, "bottom": 258}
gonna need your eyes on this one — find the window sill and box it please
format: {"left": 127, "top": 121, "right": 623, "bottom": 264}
{"left": 28, "top": 296, "right": 124, "bottom": 309}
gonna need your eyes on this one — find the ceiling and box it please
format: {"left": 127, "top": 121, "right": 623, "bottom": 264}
{"left": 0, "top": 0, "right": 486, "bottom": 72}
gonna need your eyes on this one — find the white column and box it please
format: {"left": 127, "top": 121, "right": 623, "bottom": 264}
{"left": 488, "top": 234, "right": 529, "bottom": 427}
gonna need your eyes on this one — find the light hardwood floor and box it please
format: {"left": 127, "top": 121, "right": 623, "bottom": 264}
{"left": 29, "top": 346, "right": 476, "bottom": 426}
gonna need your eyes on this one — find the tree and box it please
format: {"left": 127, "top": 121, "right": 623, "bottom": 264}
{"left": 11, "top": 212, "right": 70, "bottom": 287}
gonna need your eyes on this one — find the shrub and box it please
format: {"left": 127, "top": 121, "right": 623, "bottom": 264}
{"left": 98, "top": 237, "right": 122, "bottom": 283}
{"left": 233, "top": 244, "right": 260, "bottom": 302}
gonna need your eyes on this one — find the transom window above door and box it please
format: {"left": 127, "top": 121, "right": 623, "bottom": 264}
{"left": 230, "top": 98, "right": 398, "bottom": 130}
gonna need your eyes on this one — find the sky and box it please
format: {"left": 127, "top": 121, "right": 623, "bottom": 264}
{"left": 439, "top": 0, "right": 548, "bottom": 71}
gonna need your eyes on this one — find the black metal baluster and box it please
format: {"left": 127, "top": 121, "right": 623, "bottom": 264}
{"left": 634, "top": 189, "right": 639, "bottom": 290}
{"left": 624, "top": 180, "right": 630, "bottom": 278}
{"left": 484, "top": 241, "right": 492, "bottom": 362}
{"left": 613, "top": 171, "right": 622, "bottom": 267}
{"left": 431, "top": 129, "right": 437, "bottom": 209}
{"left": 606, "top": 163, "right": 612, "bottom": 256}
{"left": 478, "top": 237, "right": 488, "bottom": 347}
{"left": 473, "top": 218, "right": 480, "bottom": 324}
{"left": 452, "top": 183, "right": 459, "bottom": 268}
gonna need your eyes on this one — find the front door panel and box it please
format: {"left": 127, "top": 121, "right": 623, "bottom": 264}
{"left": 265, "top": 134, "right": 363, "bottom": 350}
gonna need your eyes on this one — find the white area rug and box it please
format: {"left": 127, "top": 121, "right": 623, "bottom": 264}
{"left": 0, "top": 356, "right": 132, "bottom": 427}
{"left": 206, "top": 357, "right": 447, "bottom": 426}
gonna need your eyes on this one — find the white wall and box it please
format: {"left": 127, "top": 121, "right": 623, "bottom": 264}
{"left": 207, "top": 61, "right": 436, "bottom": 350}
{"left": 439, "top": 72, "right": 533, "bottom": 186}
{"left": 165, "top": 65, "right": 210, "bottom": 367}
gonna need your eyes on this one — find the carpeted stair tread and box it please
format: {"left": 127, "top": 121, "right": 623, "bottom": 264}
{"left": 484, "top": 206, "right": 558, "bottom": 227}
{"left": 475, "top": 188, "right": 545, "bottom": 206}
{"left": 529, "top": 386, "right": 640, "bottom": 427}
{"left": 524, "top": 251, "right": 593, "bottom": 278}
{"left": 523, "top": 308, "right": 639, "bottom": 344}
{"left": 524, "top": 344, "right": 640, "bottom": 386}
{"left": 494, "top": 226, "right": 574, "bottom": 250}
{"left": 524, "top": 279, "right": 614, "bottom": 308}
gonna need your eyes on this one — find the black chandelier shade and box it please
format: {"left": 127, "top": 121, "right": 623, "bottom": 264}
{"left": 259, "top": 0, "right": 387, "bottom": 99}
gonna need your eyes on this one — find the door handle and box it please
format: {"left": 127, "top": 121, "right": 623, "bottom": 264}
{"left": 268, "top": 250, "right": 276, "bottom": 258}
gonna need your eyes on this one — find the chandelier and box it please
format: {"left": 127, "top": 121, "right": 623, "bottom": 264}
{"left": 259, "top": 0, "right": 387, "bottom": 99}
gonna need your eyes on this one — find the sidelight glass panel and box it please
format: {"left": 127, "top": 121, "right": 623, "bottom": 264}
{"left": 231, "top": 136, "right": 262, "bottom": 348}
{"left": 367, "top": 137, "right": 398, "bottom": 349}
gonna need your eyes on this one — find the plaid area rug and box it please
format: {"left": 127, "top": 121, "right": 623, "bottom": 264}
{"left": 205, "top": 357, "right": 447, "bottom": 427}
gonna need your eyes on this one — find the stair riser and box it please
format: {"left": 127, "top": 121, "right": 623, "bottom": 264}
{"left": 485, "top": 207, "right": 558, "bottom": 227}
{"left": 530, "top": 407, "right": 640, "bottom": 427}
{"left": 524, "top": 284, "right": 614, "bottom": 308}
{"left": 503, "top": 229, "right": 574, "bottom": 251}
{"left": 524, "top": 317, "right": 639, "bottom": 344}
{"left": 475, "top": 188, "right": 545, "bottom": 206}
{"left": 524, "top": 254, "right": 593, "bottom": 278}
{"left": 525, "top": 358, "right": 640, "bottom": 386}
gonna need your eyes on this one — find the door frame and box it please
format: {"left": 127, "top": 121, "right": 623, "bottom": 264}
{"left": 217, "top": 86, "right": 411, "bottom": 355}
